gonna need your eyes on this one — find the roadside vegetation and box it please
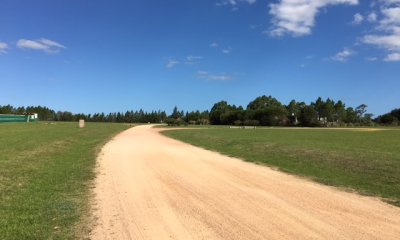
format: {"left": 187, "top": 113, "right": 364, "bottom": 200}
{"left": 162, "top": 128, "right": 400, "bottom": 206}
{"left": 0, "top": 122, "right": 128, "bottom": 239}
{"left": 2, "top": 96, "right": 399, "bottom": 127}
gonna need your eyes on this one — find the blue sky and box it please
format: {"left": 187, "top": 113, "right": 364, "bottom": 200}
{"left": 1, "top": 0, "right": 399, "bottom": 115}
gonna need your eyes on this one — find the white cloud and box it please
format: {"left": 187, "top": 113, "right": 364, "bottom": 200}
{"left": 269, "top": 0, "right": 359, "bottom": 37}
{"left": 185, "top": 55, "right": 203, "bottom": 65}
{"left": 209, "top": 74, "right": 232, "bottom": 81}
{"left": 380, "top": 7, "right": 400, "bottom": 26}
{"left": 216, "top": 0, "right": 256, "bottom": 6}
{"left": 366, "top": 56, "right": 378, "bottom": 61}
{"left": 381, "top": 0, "right": 400, "bottom": 5}
{"left": 249, "top": 24, "right": 262, "bottom": 29}
{"left": 384, "top": 52, "right": 400, "bottom": 61}
{"left": 39, "top": 38, "right": 65, "bottom": 49}
{"left": 332, "top": 48, "right": 355, "bottom": 61}
{"left": 197, "top": 71, "right": 232, "bottom": 81}
{"left": 352, "top": 13, "right": 364, "bottom": 24}
{"left": 363, "top": 34, "right": 400, "bottom": 50}
{"left": 362, "top": 4, "right": 400, "bottom": 52}
{"left": 0, "top": 42, "right": 8, "bottom": 54}
{"left": 186, "top": 56, "right": 203, "bottom": 61}
{"left": 17, "top": 39, "right": 47, "bottom": 50}
{"left": 211, "top": 42, "right": 233, "bottom": 55}
{"left": 166, "top": 59, "right": 179, "bottom": 68}
{"left": 367, "top": 12, "right": 377, "bottom": 22}
{"left": 17, "top": 38, "right": 65, "bottom": 53}
{"left": 210, "top": 42, "right": 219, "bottom": 48}
{"left": 222, "top": 48, "right": 231, "bottom": 54}
{"left": 360, "top": 1, "right": 400, "bottom": 62}
{"left": 197, "top": 71, "right": 208, "bottom": 75}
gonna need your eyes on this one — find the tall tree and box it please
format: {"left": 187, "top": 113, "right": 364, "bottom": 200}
{"left": 210, "top": 101, "right": 232, "bottom": 125}
{"left": 299, "top": 106, "right": 319, "bottom": 127}
{"left": 287, "top": 100, "right": 303, "bottom": 125}
{"left": 247, "top": 95, "right": 288, "bottom": 126}
{"left": 334, "top": 100, "right": 346, "bottom": 123}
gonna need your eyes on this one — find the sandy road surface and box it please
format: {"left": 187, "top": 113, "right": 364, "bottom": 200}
{"left": 92, "top": 125, "right": 400, "bottom": 240}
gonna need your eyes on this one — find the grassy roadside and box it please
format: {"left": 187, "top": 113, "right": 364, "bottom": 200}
{"left": 162, "top": 127, "right": 400, "bottom": 206}
{"left": 0, "top": 122, "right": 129, "bottom": 239}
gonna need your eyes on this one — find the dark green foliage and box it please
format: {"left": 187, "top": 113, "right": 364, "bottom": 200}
{"left": 376, "top": 108, "right": 400, "bottom": 126}
{"left": 164, "top": 117, "right": 186, "bottom": 126}
{"left": 246, "top": 95, "right": 288, "bottom": 126}
{"left": 0, "top": 105, "right": 167, "bottom": 124}
{"left": 391, "top": 109, "right": 400, "bottom": 119}
{"left": 334, "top": 100, "right": 346, "bottom": 123}
{"left": 209, "top": 101, "right": 230, "bottom": 125}
{"left": 2, "top": 97, "right": 396, "bottom": 127}
{"left": 286, "top": 100, "right": 304, "bottom": 125}
{"left": 299, "top": 105, "right": 319, "bottom": 127}
{"left": 345, "top": 107, "right": 358, "bottom": 123}
{"left": 184, "top": 110, "right": 210, "bottom": 125}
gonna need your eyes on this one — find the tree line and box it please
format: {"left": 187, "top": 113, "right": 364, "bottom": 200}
{"left": 0, "top": 105, "right": 168, "bottom": 123}
{"left": 375, "top": 108, "right": 400, "bottom": 126}
{"left": 207, "top": 96, "right": 375, "bottom": 127}
{"left": 0, "top": 95, "right": 398, "bottom": 127}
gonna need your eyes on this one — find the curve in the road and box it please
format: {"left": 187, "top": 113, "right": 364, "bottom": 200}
{"left": 91, "top": 125, "right": 400, "bottom": 240}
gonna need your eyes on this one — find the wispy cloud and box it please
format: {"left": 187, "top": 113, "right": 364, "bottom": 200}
{"left": 352, "top": 13, "right": 364, "bottom": 25}
{"left": 249, "top": 24, "right": 263, "bottom": 30}
{"left": 361, "top": 1, "right": 400, "bottom": 61}
{"left": 210, "top": 42, "right": 219, "bottom": 48}
{"left": 0, "top": 42, "right": 8, "bottom": 54}
{"left": 367, "top": 12, "right": 377, "bottom": 22}
{"left": 216, "top": 0, "right": 256, "bottom": 11}
{"left": 197, "top": 71, "right": 232, "bottom": 81}
{"left": 185, "top": 55, "right": 204, "bottom": 65}
{"left": 366, "top": 56, "right": 378, "bottom": 61}
{"left": 381, "top": 0, "right": 400, "bottom": 6}
{"left": 332, "top": 48, "right": 355, "bottom": 62}
{"left": 166, "top": 59, "right": 179, "bottom": 68}
{"left": 269, "top": 0, "right": 359, "bottom": 37}
{"left": 384, "top": 52, "right": 400, "bottom": 61}
{"left": 17, "top": 38, "right": 65, "bottom": 53}
{"left": 186, "top": 56, "right": 203, "bottom": 61}
{"left": 222, "top": 48, "right": 232, "bottom": 54}
{"left": 166, "top": 55, "right": 203, "bottom": 68}
{"left": 216, "top": 0, "right": 256, "bottom": 7}
{"left": 363, "top": 34, "right": 400, "bottom": 51}
{"left": 211, "top": 42, "right": 232, "bottom": 55}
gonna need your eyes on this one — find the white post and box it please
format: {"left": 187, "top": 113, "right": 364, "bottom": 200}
{"left": 79, "top": 119, "right": 85, "bottom": 128}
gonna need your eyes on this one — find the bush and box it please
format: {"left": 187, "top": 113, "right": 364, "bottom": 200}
{"left": 233, "top": 120, "right": 243, "bottom": 126}
{"left": 243, "top": 120, "right": 259, "bottom": 126}
{"left": 165, "top": 118, "right": 187, "bottom": 126}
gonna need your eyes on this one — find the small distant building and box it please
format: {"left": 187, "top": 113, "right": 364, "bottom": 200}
{"left": 0, "top": 113, "right": 38, "bottom": 123}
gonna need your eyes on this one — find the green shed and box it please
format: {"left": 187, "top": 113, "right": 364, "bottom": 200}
{"left": 0, "top": 114, "right": 38, "bottom": 123}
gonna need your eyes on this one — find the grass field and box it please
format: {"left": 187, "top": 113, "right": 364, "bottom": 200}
{"left": 0, "top": 122, "right": 128, "bottom": 239}
{"left": 162, "top": 127, "right": 400, "bottom": 206}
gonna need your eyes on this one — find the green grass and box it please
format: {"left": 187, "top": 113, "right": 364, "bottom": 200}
{"left": 162, "top": 127, "right": 400, "bottom": 206}
{"left": 0, "top": 122, "right": 128, "bottom": 239}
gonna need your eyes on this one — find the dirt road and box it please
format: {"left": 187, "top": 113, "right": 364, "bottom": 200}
{"left": 92, "top": 125, "right": 400, "bottom": 239}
